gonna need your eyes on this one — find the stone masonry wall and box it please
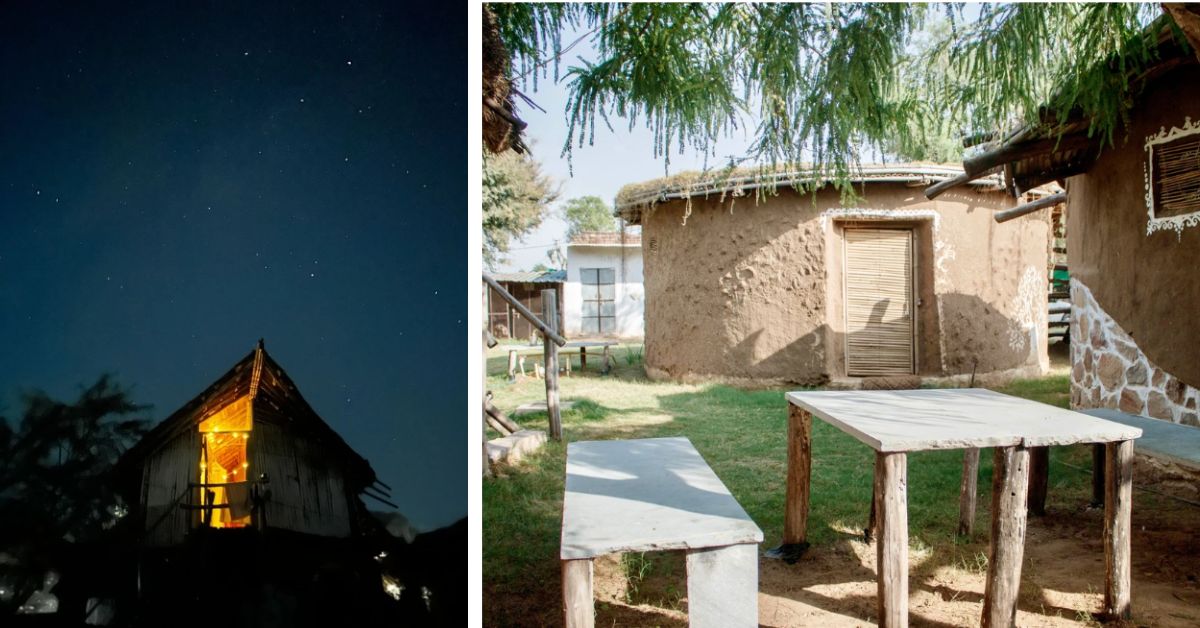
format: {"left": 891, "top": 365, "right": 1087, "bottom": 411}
{"left": 1071, "top": 278, "right": 1199, "bottom": 425}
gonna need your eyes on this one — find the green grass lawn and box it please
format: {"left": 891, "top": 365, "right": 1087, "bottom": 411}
{"left": 482, "top": 346, "right": 1092, "bottom": 625}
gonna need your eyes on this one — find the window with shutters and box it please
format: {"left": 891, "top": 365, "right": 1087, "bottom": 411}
{"left": 580, "top": 267, "right": 616, "bottom": 335}
{"left": 1149, "top": 132, "right": 1200, "bottom": 219}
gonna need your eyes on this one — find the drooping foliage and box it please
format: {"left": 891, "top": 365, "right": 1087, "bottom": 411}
{"left": 489, "top": 2, "right": 1179, "bottom": 191}
{"left": 0, "top": 375, "right": 149, "bottom": 615}
{"left": 561, "top": 195, "right": 616, "bottom": 237}
{"left": 482, "top": 149, "right": 559, "bottom": 269}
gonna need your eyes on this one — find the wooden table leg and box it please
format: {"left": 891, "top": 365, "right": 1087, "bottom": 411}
{"left": 686, "top": 543, "right": 758, "bottom": 628}
{"left": 982, "top": 445, "right": 1030, "bottom": 628}
{"left": 768, "top": 405, "right": 811, "bottom": 562}
{"left": 580, "top": 346, "right": 587, "bottom": 370}
{"left": 958, "top": 447, "right": 980, "bottom": 536}
{"left": 563, "top": 558, "right": 594, "bottom": 628}
{"left": 1091, "top": 443, "right": 1105, "bottom": 507}
{"left": 875, "top": 451, "right": 908, "bottom": 628}
{"left": 602, "top": 345, "right": 612, "bottom": 374}
{"left": 785, "top": 406, "right": 812, "bottom": 545}
{"left": 1028, "top": 446, "right": 1049, "bottom": 516}
{"left": 507, "top": 350, "right": 517, "bottom": 380}
{"left": 1103, "top": 439, "right": 1133, "bottom": 620}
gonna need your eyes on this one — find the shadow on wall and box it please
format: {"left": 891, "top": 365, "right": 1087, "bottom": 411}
{"left": 652, "top": 292, "right": 1039, "bottom": 382}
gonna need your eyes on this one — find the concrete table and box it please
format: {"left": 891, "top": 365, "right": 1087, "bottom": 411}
{"left": 561, "top": 437, "right": 763, "bottom": 628}
{"left": 776, "top": 388, "right": 1142, "bottom": 627}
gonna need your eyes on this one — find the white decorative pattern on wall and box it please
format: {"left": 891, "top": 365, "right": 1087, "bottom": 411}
{"left": 1070, "top": 278, "right": 1199, "bottom": 425}
{"left": 1144, "top": 115, "right": 1200, "bottom": 236}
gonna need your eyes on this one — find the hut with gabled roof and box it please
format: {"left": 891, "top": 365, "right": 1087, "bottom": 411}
{"left": 118, "top": 340, "right": 384, "bottom": 547}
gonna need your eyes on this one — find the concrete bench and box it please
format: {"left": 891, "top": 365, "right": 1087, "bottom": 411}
{"left": 560, "top": 437, "right": 763, "bottom": 628}
{"left": 1081, "top": 408, "right": 1200, "bottom": 502}
{"left": 506, "top": 341, "right": 617, "bottom": 378}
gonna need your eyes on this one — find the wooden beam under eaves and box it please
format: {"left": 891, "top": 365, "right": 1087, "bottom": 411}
{"left": 994, "top": 192, "right": 1067, "bottom": 223}
{"left": 924, "top": 166, "right": 1001, "bottom": 200}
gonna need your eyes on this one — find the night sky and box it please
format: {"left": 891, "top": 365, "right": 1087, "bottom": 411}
{"left": 0, "top": 2, "right": 465, "bottom": 531}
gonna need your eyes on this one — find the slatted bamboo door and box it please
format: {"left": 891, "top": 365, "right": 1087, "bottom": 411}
{"left": 843, "top": 227, "right": 915, "bottom": 376}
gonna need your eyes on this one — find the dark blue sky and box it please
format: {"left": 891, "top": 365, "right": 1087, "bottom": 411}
{"left": 0, "top": 1, "right": 465, "bottom": 530}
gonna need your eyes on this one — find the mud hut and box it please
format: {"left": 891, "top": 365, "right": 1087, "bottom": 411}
{"left": 928, "top": 25, "right": 1200, "bottom": 424}
{"left": 616, "top": 164, "right": 1053, "bottom": 385}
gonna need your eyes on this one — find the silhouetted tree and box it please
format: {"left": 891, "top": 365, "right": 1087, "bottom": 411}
{"left": 0, "top": 375, "right": 149, "bottom": 616}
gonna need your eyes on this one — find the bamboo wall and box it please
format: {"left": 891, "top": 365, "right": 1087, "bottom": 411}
{"left": 251, "top": 422, "right": 354, "bottom": 538}
{"left": 141, "top": 430, "right": 200, "bottom": 547}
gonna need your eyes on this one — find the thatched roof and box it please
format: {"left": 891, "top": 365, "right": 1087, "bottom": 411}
{"left": 615, "top": 163, "right": 1005, "bottom": 224}
{"left": 927, "top": 11, "right": 1200, "bottom": 201}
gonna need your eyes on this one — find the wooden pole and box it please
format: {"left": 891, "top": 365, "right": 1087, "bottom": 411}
{"left": 958, "top": 447, "right": 980, "bottom": 536}
{"left": 1027, "top": 446, "right": 1049, "bottom": 516}
{"left": 484, "top": 396, "right": 523, "bottom": 433}
{"left": 543, "top": 289, "right": 563, "bottom": 441}
{"left": 482, "top": 327, "right": 492, "bottom": 478}
{"left": 784, "top": 404, "right": 812, "bottom": 546}
{"left": 963, "top": 133, "right": 1094, "bottom": 176}
{"left": 1103, "top": 440, "right": 1133, "bottom": 620}
{"left": 507, "top": 350, "right": 517, "bottom": 379}
{"left": 993, "top": 192, "right": 1067, "bottom": 223}
{"left": 484, "top": 274, "right": 567, "bottom": 346}
{"left": 485, "top": 413, "right": 513, "bottom": 437}
{"left": 875, "top": 451, "right": 909, "bottom": 628}
{"left": 982, "top": 445, "right": 1030, "bottom": 628}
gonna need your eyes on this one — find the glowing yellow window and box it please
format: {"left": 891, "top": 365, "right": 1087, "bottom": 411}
{"left": 198, "top": 396, "right": 253, "bottom": 528}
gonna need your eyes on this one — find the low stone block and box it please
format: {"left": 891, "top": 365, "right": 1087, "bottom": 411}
{"left": 513, "top": 400, "right": 577, "bottom": 416}
{"left": 1181, "top": 412, "right": 1200, "bottom": 428}
{"left": 486, "top": 430, "right": 548, "bottom": 465}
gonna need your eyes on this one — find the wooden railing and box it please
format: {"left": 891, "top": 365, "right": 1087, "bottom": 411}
{"left": 483, "top": 274, "right": 568, "bottom": 475}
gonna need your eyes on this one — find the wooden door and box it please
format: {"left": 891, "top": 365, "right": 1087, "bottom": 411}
{"left": 843, "top": 227, "right": 915, "bottom": 376}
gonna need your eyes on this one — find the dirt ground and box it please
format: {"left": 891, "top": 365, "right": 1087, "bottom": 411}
{"left": 575, "top": 455, "right": 1200, "bottom": 627}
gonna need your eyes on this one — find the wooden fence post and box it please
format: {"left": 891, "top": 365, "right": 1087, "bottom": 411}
{"left": 543, "top": 289, "right": 563, "bottom": 441}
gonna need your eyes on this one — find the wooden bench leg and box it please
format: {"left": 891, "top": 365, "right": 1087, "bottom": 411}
{"left": 686, "top": 543, "right": 758, "bottom": 628}
{"left": 958, "top": 447, "right": 980, "bottom": 536}
{"left": 875, "top": 451, "right": 908, "bottom": 628}
{"left": 1028, "top": 446, "right": 1049, "bottom": 516}
{"left": 1103, "top": 439, "right": 1133, "bottom": 620}
{"left": 507, "top": 350, "right": 517, "bottom": 380}
{"left": 580, "top": 347, "right": 587, "bottom": 370}
{"left": 562, "top": 558, "right": 594, "bottom": 628}
{"left": 982, "top": 445, "right": 1030, "bottom": 628}
{"left": 602, "top": 346, "right": 612, "bottom": 374}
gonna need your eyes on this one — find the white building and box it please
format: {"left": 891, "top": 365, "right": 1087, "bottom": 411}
{"left": 563, "top": 231, "right": 644, "bottom": 339}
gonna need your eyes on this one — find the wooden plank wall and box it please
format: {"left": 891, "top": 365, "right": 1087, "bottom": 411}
{"left": 142, "top": 430, "right": 200, "bottom": 547}
{"left": 251, "top": 422, "right": 352, "bottom": 537}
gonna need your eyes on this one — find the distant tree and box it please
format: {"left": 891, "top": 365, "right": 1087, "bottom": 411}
{"left": 530, "top": 262, "right": 550, "bottom": 272}
{"left": 483, "top": 150, "right": 559, "bottom": 269}
{"left": 562, "top": 196, "right": 616, "bottom": 238}
{"left": 0, "top": 375, "right": 149, "bottom": 616}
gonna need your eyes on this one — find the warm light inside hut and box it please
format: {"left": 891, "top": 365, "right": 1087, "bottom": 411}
{"left": 197, "top": 396, "right": 252, "bottom": 528}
